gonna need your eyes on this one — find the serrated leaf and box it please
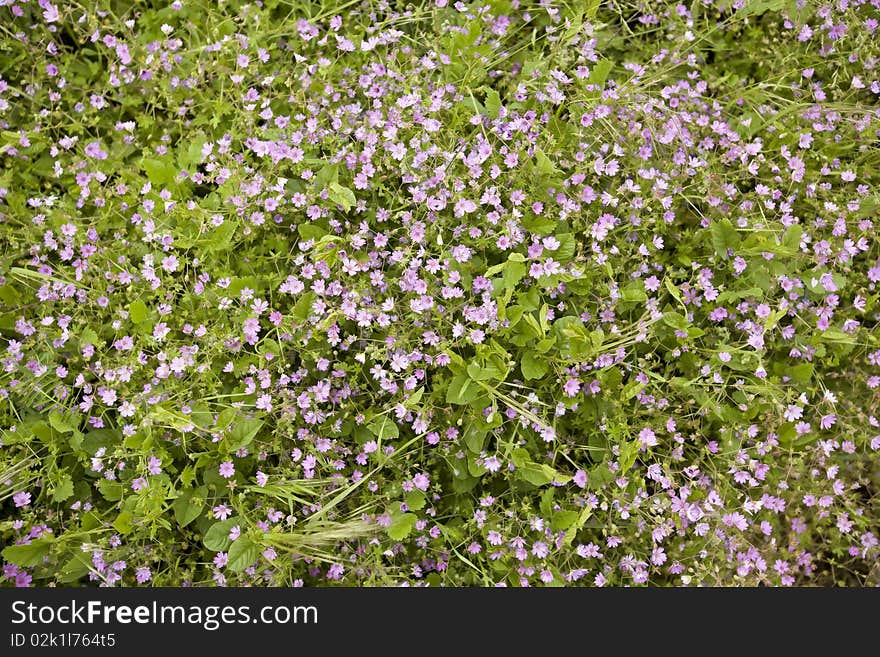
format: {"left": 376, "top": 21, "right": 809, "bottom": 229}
{"left": 484, "top": 87, "right": 501, "bottom": 116}
{"left": 387, "top": 512, "right": 417, "bottom": 541}
{"left": 405, "top": 490, "right": 426, "bottom": 512}
{"left": 142, "top": 157, "right": 177, "bottom": 185}
{"left": 52, "top": 475, "right": 74, "bottom": 502}
{"left": 2, "top": 540, "right": 52, "bottom": 567}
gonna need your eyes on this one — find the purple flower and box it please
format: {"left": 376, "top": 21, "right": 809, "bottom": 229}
{"left": 13, "top": 492, "right": 31, "bottom": 508}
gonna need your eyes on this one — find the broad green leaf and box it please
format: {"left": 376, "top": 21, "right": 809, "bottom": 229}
{"left": 368, "top": 415, "right": 399, "bottom": 441}
{"left": 227, "top": 419, "right": 263, "bottom": 451}
{"left": 710, "top": 218, "right": 740, "bottom": 259}
{"left": 550, "top": 510, "right": 579, "bottom": 531}
{"left": 80, "top": 327, "right": 99, "bottom": 346}
{"left": 463, "top": 425, "right": 487, "bottom": 453}
{"left": 588, "top": 59, "right": 613, "bottom": 86}
{"left": 405, "top": 490, "right": 426, "bottom": 512}
{"left": 173, "top": 487, "right": 206, "bottom": 528}
{"left": 52, "top": 475, "right": 74, "bottom": 502}
{"left": 503, "top": 259, "right": 527, "bottom": 290}
{"left": 534, "top": 148, "right": 559, "bottom": 177}
{"left": 518, "top": 463, "right": 556, "bottom": 487}
{"left": 521, "top": 351, "right": 548, "bottom": 380}
{"left": 446, "top": 374, "right": 479, "bottom": 405}
{"left": 129, "top": 299, "right": 149, "bottom": 323}
{"left": 387, "top": 512, "right": 417, "bottom": 541}
{"left": 216, "top": 407, "right": 237, "bottom": 430}
{"left": 142, "top": 157, "right": 177, "bottom": 185}
{"left": 328, "top": 182, "right": 356, "bottom": 211}
{"left": 49, "top": 411, "right": 75, "bottom": 434}
{"left": 97, "top": 480, "right": 123, "bottom": 501}
{"left": 484, "top": 87, "right": 501, "bottom": 116}
{"left": 2, "top": 540, "right": 52, "bottom": 567}
{"left": 292, "top": 292, "right": 316, "bottom": 322}
{"left": 204, "top": 517, "right": 240, "bottom": 552}
{"left": 113, "top": 511, "right": 134, "bottom": 535}
{"left": 227, "top": 537, "right": 260, "bottom": 572}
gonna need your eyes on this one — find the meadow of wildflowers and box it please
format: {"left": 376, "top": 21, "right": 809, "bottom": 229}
{"left": 1, "top": 0, "right": 879, "bottom": 588}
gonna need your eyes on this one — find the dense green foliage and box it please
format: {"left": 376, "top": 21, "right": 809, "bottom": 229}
{"left": 1, "top": 0, "right": 879, "bottom": 586}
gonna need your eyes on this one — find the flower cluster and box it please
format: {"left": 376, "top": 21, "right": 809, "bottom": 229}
{"left": 1, "top": 0, "right": 879, "bottom": 587}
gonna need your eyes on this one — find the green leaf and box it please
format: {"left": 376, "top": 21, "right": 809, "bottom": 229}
{"left": 534, "top": 148, "right": 559, "bottom": 177}
{"left": 387, "top": 512, "right": 417, "bottom": 541}
{"left": 216, "top": 407, "right": 237, "bottom": 430}
{"left": 790, "top": 362, "right": 813, "bottom": 384}
{"left": 205, "top": 219, "right": 237, "bottom": 251}
{"left": 227, "top": 537, "right": 260, "bottom": 572}
{"left": 328, "top": 183, "right": 356, "bottom": 212}
{"left": 588, "top": 59, "right": 613, "bottom": 86}
{"left": 368, "top": 416, "right": 399, "bottom": 441}
{"left": 180, "top": 132, "right": 207, "bottom": 168}
{"left": 781, "top": 225, "right": 802, "bottom": 251}
{"left": 483, "top": 87, "right": 501, "bottom": 116}
{"left": 129, "top": 299, "right": 149, "bottom": 323}
{"left": 621, "top": 281, "right": 647, "bottom": 303}
{"left": 521, "top": 351, "right": 548, "bottom": 380}
{"left": 292, "top": 292, "right": 316, "bottom": 322}
{"left": 297, "top": 223, "right": 327, "bottom": 242}
{"left": 405, "top": 490, "right": 426, "bottom": 512}
{"left": 58, "top": 552, "right": 91, "bottom": 583}
{"left": 716, "top": 287, "right": 763, "bottom": 303}
{"left": 446, "top": 374, "right": 479, "bottom": 405}
{"left": 97, "top": 479, "right": 123, "bottom": 501}
{"left": 503, "top": 259, "right": 527, "bottom": 290}
{"left": 737, "top": 0, "right": 787, "bottom": 18}
{"left": 0, "top": 283, "right": 22, "bottom": 306}
{"left": 314, "top": 162, "right": 339, "bottom": 188}
{"left": 173, "top": 487, "right": 206, "bottom": 528}
{"left": 2, "top": 541, "right": 52, "bottom": 567}
{"left": 204, "top": 517, "right": 240, "bottom": 552}
{"left": 463, "top": 425, "right": 487, "bottom": 453}
{"left": 518, "top": 463, "right": 556, "bottom": 487}
{"left": 49, "top": 411, "right": 75, "bottom": 434}
{"left": 80, "top": 327, "right": 99, "bottom": 346}
{"left": 142, "top": 157, "right": 177, "bottom": 185}
{"left": 52, "top": 475, "right": 74, "bottom": 502}
{"left": 113, "top": 511, "right": 135, "bottom": 535}
{"left": 551, "top": 510, "right": 579, "bottom": 531}
{"left": 553, "top": 233, "right": 576, "bottom": 263}
{"left": 511, "top": 448, "right": 530, "bottom": 468}
{"left": 710, "top": 218, "right": 740, "bottom": 259}
{"left": 619, "top": 440, "right": 640, "bottom": 473}
{"left": 226, "top": 419, "right": 263, "bottom": 451}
